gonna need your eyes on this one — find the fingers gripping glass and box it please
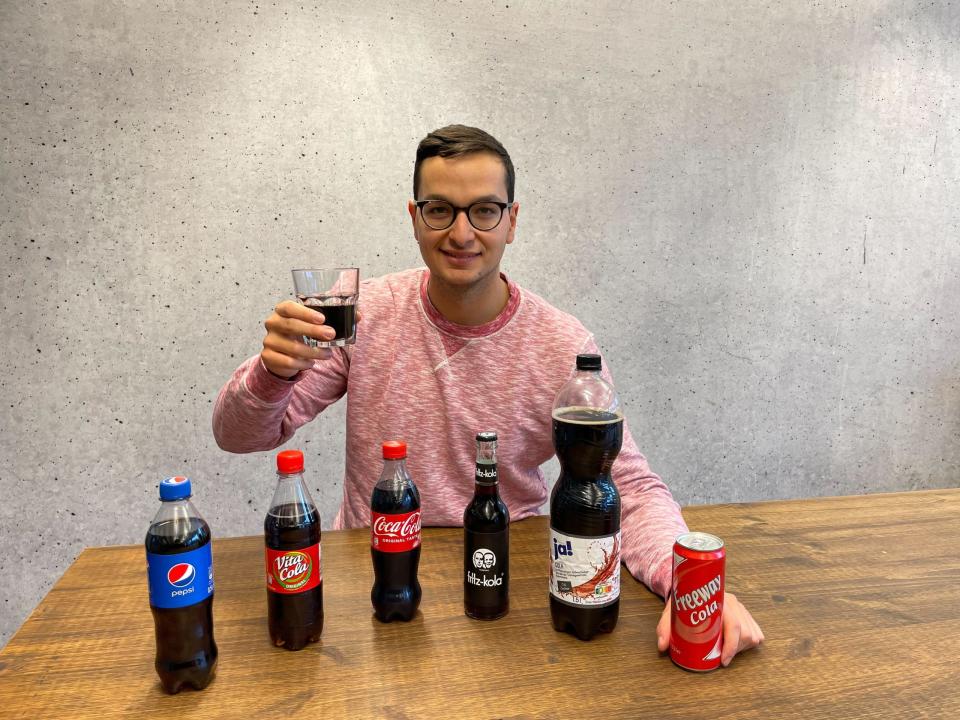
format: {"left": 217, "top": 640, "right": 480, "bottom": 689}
{"left": 291, "top": 268, "right": 359, "bottom": 348}
{"left": 416, "top": 200, "right": 513, "bottom": 231}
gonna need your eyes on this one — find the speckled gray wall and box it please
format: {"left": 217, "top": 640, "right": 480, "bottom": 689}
{"left": 1, "top": 1, "right": 958, "bottom": 647}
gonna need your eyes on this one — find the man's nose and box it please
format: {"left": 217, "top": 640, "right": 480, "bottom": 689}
{"left": 447, "top": 208, "right": 476, "bottom": 245}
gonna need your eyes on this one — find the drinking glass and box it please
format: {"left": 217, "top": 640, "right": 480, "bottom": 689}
{"left": 291, "top": 268, "right": 359, "bottom": 347}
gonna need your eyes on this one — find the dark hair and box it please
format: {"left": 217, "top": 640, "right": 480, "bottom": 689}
{"left": 413, "top": 125, "right": 515, "bottom": 202}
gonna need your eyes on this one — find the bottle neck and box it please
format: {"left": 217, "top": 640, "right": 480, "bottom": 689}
{"left": 474, "top": 460, "right": 499, "bottom": 495}
{"left": 271, "top": 471, "right": 314, "bottom": 511}
{"left": 153, "top": 497, "right": 199, "bottom": 526}
{"left": 378, "top": 458, "right": 410, "bottom": 489}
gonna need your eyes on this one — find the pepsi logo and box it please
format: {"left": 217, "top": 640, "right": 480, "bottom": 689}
{"left": 170, "top": 476, "right": 187, "bottom": 484}
{"left": 167, "top": 563, "right": 196, "bottom": 587}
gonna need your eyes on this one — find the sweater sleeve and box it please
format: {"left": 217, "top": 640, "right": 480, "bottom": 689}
{"left": 582, "top": 338, "right": 688, "bottom": 598}
{"left": 212, "top": 351, "right": 349, "bottom": 454}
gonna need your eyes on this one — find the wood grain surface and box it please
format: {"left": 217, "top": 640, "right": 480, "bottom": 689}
{"left": 1, "top": 489, "right": 958, "bottom": 719}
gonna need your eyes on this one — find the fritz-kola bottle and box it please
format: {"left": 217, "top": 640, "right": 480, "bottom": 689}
{"left": 549, "top": 353, "right": 623, "bottom": 640}
{"left": 463, "top": 431, "right": 509, "bottom": 620}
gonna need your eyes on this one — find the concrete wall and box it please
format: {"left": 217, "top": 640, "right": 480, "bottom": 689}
{"left": 1, "top": 1, "right": 957, "bottom": 647}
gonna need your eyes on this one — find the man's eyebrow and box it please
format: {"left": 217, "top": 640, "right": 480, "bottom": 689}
{"left": 420, "top": 193, "right": 507, "bottom": 203}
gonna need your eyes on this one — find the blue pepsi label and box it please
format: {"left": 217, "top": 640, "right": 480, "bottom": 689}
{"left": 147, "top": 543, "right": 214, "bottom": 609}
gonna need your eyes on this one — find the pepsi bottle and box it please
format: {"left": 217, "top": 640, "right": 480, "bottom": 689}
{"left": 145, "top": 476, "right": 217, "bottom": 693}
{"left": 549, "top": 354, "right": 623, "bottom": 640}
{"left": 371, "top": 440, "right": 422, "bottom": 622}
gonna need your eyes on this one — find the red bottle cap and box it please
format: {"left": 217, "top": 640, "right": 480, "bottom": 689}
{"left": 277, "top": 449, "right": 304, "bottom": 473}
{"left": 382, "top": 440, "right": 407, "bottom": 460}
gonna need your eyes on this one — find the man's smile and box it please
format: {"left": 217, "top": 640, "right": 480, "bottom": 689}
{"left": 440, "top": 248, "right": 482, "bottom": 265}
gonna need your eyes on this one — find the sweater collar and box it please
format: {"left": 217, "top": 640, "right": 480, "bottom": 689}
{"left": 419, "top": 269, "right": 521, "bottom": 338}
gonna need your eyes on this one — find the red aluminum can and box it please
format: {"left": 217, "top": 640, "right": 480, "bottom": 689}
{"left": 670, "top": 531, "right": 725, "bottom": 671}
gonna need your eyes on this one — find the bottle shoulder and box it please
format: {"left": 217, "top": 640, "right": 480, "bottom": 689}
{"left": 464, "top": 494, "right": 510, "bottom": 529}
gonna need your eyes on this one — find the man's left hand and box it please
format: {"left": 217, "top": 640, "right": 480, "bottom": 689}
{"left": 656, "top": 592, "right": 764, "bottom": 667}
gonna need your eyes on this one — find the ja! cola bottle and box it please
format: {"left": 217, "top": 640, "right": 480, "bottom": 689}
{"left": 265, "top": 449, "right": 323, "bottom": 650}
{"left": 549, "top": 353, "right": 623, "bottom": 640}
{"left": 464, "top": 431, "right": 510, "bottom": 620}
{"left": 145, "top": 476, "right": 218, "bottom": 694}
{"left": 371, "top": 440, "right": 422, "bottom": 622}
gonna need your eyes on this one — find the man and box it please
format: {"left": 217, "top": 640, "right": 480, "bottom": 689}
{"left": 213, "top": 125, "right": 763, "bottom": 664}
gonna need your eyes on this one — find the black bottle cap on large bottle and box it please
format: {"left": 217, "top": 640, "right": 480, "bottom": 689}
{"left": 576, "top": 353, "right": 602, "bottom": 371}
{"left": 476, "top": 431, "right": 497, "bottom": 442}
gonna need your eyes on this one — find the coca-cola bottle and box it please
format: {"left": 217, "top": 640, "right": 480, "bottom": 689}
{"left": 370, "top": 440, "right": 422, "bottom": 622}
{"left": 464, "top": 431, "right": 509, "bottom": 620}
{"left": 549, "top": 353, "right": 623, "bottom": 640}
{"left": 264, "top": 450, "right": 323, "bottom": 650}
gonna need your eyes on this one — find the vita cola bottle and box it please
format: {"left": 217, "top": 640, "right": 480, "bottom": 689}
{"left": 464, "top": 431, "right": 510, "bottom": 620}
{"left": 264, "top": 450, "right": 323, "bottom": 650}
{"left": 371, "top": 440, "right": 422, "bottom": 622}
{"left": 145, "top": 476, "right": 218, "bottom": 693}
{"left": 549, "top": 353, "right": 624, "bottom": 640}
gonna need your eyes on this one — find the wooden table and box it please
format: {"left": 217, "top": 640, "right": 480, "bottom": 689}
{"left": 1, "top": 489, "right": 958, "bottom": 719}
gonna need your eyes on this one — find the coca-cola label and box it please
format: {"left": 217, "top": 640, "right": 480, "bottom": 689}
{"left": 548, "top": 528, "right": 621, "bottom": 607}
{"left": 265, "top": 543, "right": 321, "bottom": 594}
{"left": 371, "top": 510, "right": 421, "bottom": 552}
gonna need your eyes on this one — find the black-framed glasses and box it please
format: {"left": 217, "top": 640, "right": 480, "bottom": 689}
{"left": 415, "top": 200, "right": 513, "bottom": 231}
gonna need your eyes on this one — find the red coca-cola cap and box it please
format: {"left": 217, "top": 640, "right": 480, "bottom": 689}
{"left": 382, "top": 440, "right": 407, "bottom": 459}
{"left": 277, "top": 449, "right": 304, "bottom": 473}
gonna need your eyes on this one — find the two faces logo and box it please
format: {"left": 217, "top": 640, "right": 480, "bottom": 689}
{"left": 472, "top": 548, "right": 496, "bottom": 570}
{"left": 468, "top": 548, "right": 503, "bottom": 588}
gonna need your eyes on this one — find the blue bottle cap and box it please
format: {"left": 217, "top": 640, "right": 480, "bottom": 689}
{"left": 159, "top": 476, "right": 192, "bottom": 501}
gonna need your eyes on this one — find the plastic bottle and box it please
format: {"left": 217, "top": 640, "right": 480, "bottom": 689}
{"left": 549, "top": 354, "right": 623, "bottom": 640}
{"left": 146, "top": 476, "right": 218, "bottom": 693}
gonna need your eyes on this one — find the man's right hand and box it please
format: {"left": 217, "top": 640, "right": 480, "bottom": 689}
{"left": 260, "top": 300, "right": 336, "bottom": 378}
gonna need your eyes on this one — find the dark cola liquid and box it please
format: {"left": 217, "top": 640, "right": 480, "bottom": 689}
{"left": 371, "top": 484, "right": 422, "bottom": 622}
{"left": 299, "top": 295, "right": 357, "bottom": 341}
{"left": 146, "top": 518, "right": 218, "bottom": 693}
{"left": 265, "top": 503, "right": 323, "bottom": 650}
{"left": 550, "top": 407, "right": 623, "bottom": 641}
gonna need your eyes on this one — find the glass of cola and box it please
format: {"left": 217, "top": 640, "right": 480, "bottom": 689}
{"left": 291, "top": 267, "right": 360, "bottom": 347}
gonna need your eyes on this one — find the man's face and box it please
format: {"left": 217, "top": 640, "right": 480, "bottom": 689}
{"left": 408, "top": 153, "right": 518, "bottom": 291}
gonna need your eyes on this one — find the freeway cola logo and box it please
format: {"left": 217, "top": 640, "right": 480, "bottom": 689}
{"left": 371, "top": 511, "right": 421, "bottom": 553}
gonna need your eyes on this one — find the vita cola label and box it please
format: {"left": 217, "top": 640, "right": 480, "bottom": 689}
{"left": 265, "top": 543, "right": 321, "bottom": 594}
{"left": 548, "top": 529, "right": 621, "bottom": 607}
{"left": 371, "top": 510, "right": 422, "bottom": 553}
{"left": 147, "top": 544, "right": 214, "bottom": 609}
{"left": 464, "top": 529, "right": 509, "bottom": 599}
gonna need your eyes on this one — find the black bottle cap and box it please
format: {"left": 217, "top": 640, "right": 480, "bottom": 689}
{"left": 476, "top": 431, "right": 497, "bottom": 442}
{"left": 576, "top": 353, "right": 602, "bottom": 371}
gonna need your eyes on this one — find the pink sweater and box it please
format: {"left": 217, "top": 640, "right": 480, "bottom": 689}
{"left": 213, "top": 268, "right": 687, "bottom": 597}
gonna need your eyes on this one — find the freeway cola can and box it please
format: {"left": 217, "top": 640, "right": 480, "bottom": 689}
{"left": 670, "top": 532, "right": 725, "bottom": 671}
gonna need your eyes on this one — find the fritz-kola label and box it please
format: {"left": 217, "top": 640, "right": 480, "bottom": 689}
{"left": 548, "top": 529, "right": 620, "bottom": 607}
{"left": 265, "top": 544, "right": 321, "bottom": 594}
{"left": 371, "top": 510, "right": 421, "bottom": 553}
{"left": 147, "top": 544, "right": 214, "bottom": 609}
{"left": 464, "top": 529, "right": 509, "bottom": 598}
